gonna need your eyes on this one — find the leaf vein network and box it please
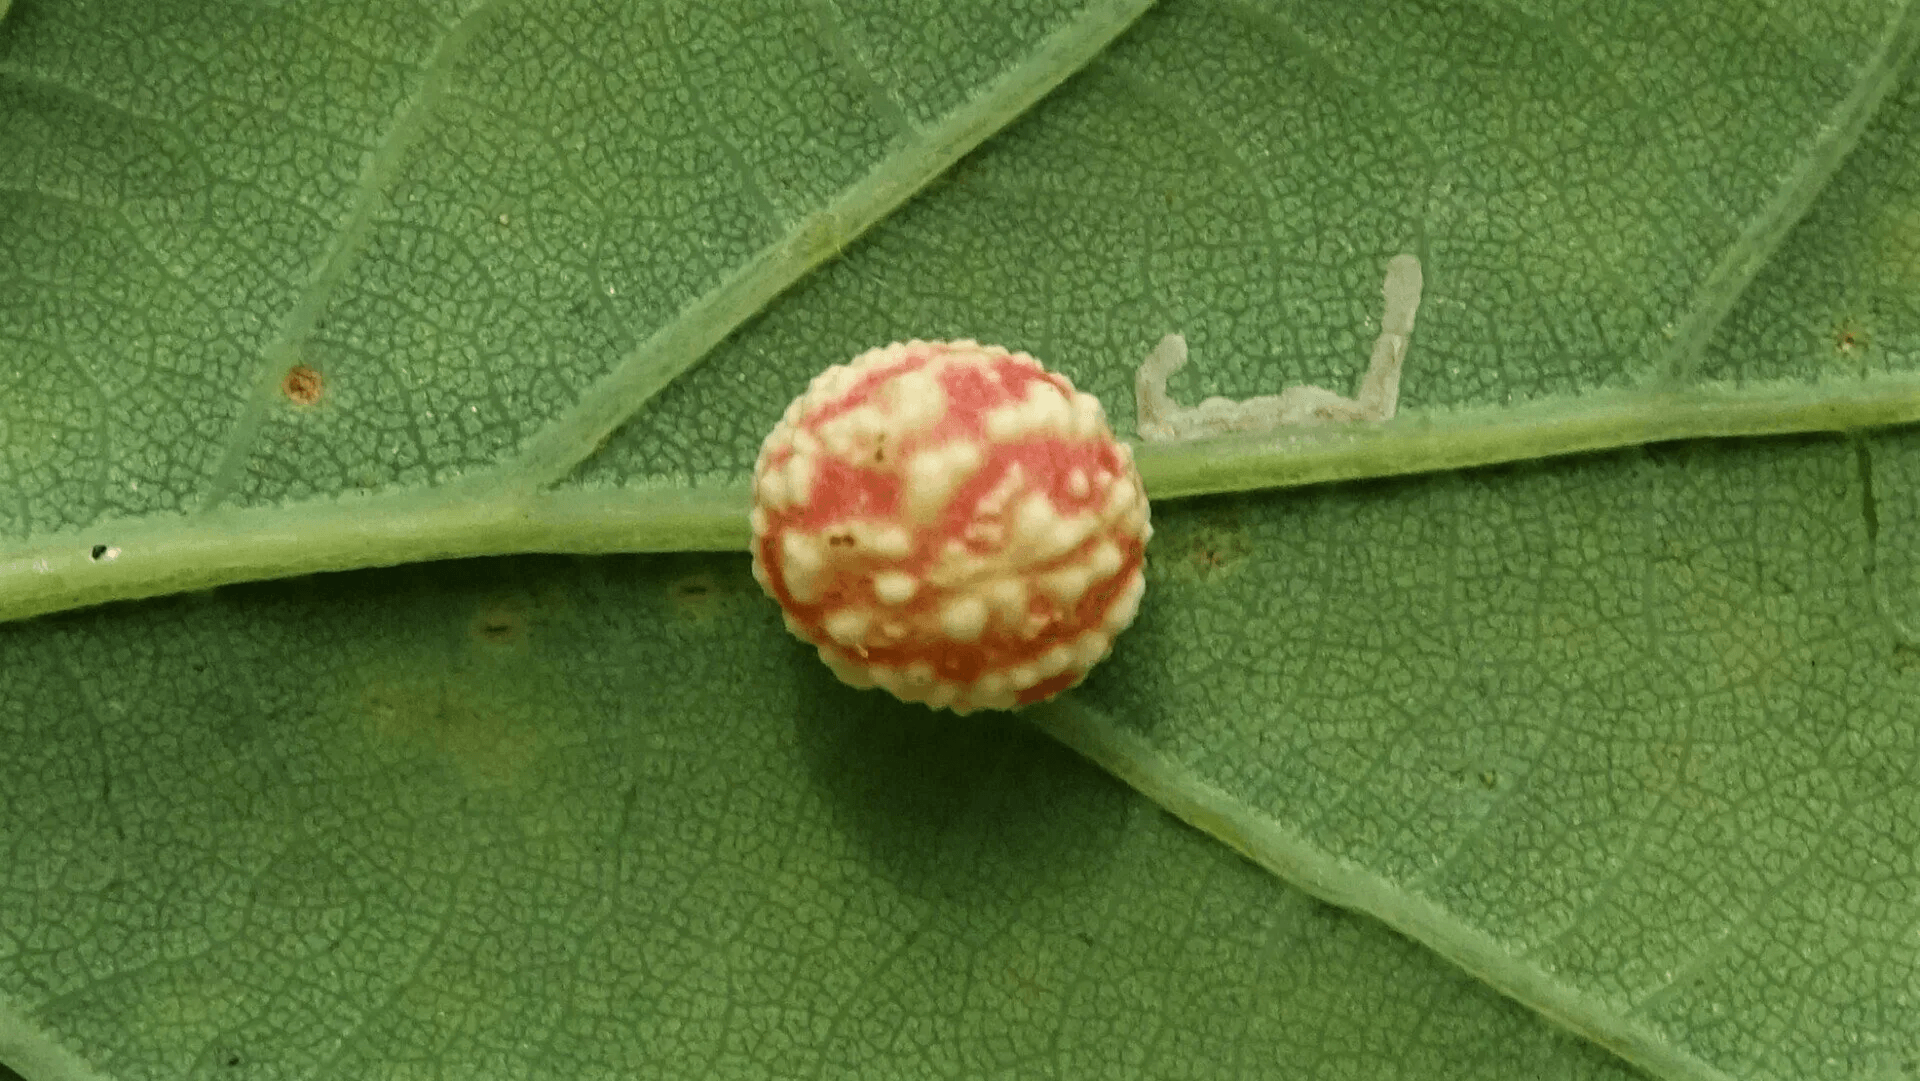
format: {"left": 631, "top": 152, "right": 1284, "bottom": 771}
{"left": 193, "top": 0, "right": 516, "bottom": 514}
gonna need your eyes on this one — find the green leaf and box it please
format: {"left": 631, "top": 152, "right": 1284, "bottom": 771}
{"left": 6, "top": 1, "right": 1920, "bottom": 1080}
{"left": 0, "top": 0, "right": 1152, "bottom": 619}
{"left": 1, "top": 556, "right": 1639, "bottom": 1080}
{"left": 1037, "top": 58, "right": 1920, "bottom": 1081}
{"left": 573, "top": 0, "right": 1920, "bottom": 497}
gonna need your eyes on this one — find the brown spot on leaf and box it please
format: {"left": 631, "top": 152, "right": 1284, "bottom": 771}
{"left": 282, "top": 364, "right": 323, "bottom": 406}
{"left": 1158, "top": 502, "right": 1251, "bottom": 583}
{"left": 1831, "top": 315, "right": 1873, "bottom": 359}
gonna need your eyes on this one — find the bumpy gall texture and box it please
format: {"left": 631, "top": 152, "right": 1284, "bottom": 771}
{"left": 751, "top": 340, "right": 1151, "bottom": 713}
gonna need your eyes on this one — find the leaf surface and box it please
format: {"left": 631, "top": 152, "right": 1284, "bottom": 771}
{"left": 1039, "top": 55, "right": 1920, "bottom": 1081}
{"left": 6, "top": 1, "right": 1920, "bottom": 1080}
{"left": 1, "top": 556, "right": 1640, "bottom": 1080}
{"left": 573, "top": 0, "right": 1920, "bottom": 493}
{"left": 0, "top": 0, "right": 1150, "bottom": 616}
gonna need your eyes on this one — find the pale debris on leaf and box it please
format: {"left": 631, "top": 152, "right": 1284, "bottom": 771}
{"left": 1135, "top": 254, "right": 1423, "bottom": 441}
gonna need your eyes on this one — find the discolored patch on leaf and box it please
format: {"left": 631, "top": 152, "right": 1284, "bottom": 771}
{"left": 281, "top": 365, "right": 323, "bottom": 406}
{"left": 357, "top": 676, "right": 542, "bottom": 789}
{"left": 1151, "top": 498, "right": 1253, "bottom": 584}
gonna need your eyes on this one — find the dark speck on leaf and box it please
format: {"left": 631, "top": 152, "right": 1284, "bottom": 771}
{"left": 468, "top": 596, "right": 531, "bottom": 647}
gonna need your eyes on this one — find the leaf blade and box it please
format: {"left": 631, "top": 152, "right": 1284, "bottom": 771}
{"left": 0, "top": 554, "right": 1645, "bottom": 1081}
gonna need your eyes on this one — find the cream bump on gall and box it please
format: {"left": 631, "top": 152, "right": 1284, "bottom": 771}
{"left": 751, "top": 340, "right": 1151, "bottom": 713}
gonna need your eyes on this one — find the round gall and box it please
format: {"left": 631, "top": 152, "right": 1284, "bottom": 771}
{"left": 751, "top": 339, "right": 1150, "bottom": 713}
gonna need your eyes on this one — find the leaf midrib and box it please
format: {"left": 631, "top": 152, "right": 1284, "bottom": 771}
{"left": 3, "top": 0, "right": 1916, "bottom": 639}
{"left": 4, "top": 376, "right": 1918, "bottom": 625}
